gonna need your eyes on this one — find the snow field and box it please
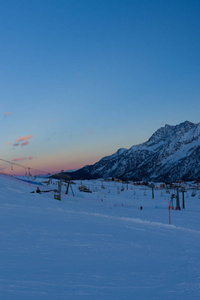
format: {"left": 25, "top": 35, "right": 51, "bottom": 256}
{"left": 0, "top": 175, "right": 200, "bottom": 300}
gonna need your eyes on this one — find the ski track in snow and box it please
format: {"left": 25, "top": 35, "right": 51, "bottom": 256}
{"left": 61, "top": 208, "right": 200, "bottom": 235}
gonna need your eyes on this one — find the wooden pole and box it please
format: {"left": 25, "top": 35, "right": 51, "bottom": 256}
{"left": 152, "top": 186, "right": 154, "bottom": 199}
{"left": 176, "top": 188, "right": 180, "bottom": 210}
{"left": 182, "top": 188, "right": 185, "bottom": 209}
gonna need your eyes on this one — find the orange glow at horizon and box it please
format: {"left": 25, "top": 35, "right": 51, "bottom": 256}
{"left": 2, "top": 153, "right": 99, "bottom": 176}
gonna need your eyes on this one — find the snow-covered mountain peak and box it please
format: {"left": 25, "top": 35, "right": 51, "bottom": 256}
{"left": 65, "top": 121, "right": 200, "bottom": 182}
{"left": 146, "top": 121, "right": 197, "bottom": 147}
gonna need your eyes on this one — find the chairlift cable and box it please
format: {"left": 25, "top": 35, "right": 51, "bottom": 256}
{"left": 0, "top": 158, "right": 48, "bottom": 175}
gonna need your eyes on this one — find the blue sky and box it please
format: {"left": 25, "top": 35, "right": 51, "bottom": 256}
{"left": 0, "top": 0, "right": 200, "bottom": 175}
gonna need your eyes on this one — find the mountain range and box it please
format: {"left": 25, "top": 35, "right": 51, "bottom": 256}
{"left": 63, "top": 121, "right": 200, "bottom": 183}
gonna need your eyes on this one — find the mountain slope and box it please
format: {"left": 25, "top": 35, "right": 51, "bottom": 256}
{"left": 65, "top": 121, "right": 200, "bottom": 182}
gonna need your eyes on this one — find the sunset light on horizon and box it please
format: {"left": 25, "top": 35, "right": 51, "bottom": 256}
{"left": 1, "top": 0, "right": 200, "bottom": 176}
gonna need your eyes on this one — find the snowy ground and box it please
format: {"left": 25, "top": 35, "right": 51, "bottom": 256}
{"left": 0, "top": 174, "right": 200, "bottom": 300}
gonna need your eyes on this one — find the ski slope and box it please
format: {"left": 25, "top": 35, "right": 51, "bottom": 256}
{"left": 0, "top": 174, "right": 200, "bottom": 300}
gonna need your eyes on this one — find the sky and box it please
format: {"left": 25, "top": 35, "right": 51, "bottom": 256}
{"left": 0, "top": 0, "right": 200, "bottom": 175}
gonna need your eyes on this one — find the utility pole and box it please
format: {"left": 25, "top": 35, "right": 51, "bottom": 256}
{"left": 65, "top": 179, "right": 74, "bottom": 196}
{"left": 176, "top": 188, "right": 180, "bottom": 210}
{"left": 151, "top": 184, "right": 155, "bottom": 199}
{"left": 181, "top": 188, "right": 186, "bottom": 209}
{"left": 54, "top": 170, "right": 63, "bottom": 200}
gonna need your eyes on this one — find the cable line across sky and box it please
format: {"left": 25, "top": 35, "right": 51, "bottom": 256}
{"left": 0, "top": 158, "right": 49, "bottom": 176}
